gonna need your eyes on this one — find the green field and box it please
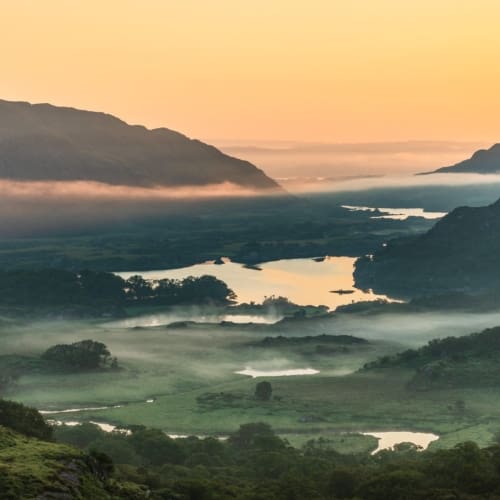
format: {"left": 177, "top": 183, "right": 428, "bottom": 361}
{"left": 3, "top": 310, "right": 500, "bottom": 453}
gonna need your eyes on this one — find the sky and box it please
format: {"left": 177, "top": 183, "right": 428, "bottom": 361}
{"left": 1, "top": 1, "right": 499, "bottom": 144}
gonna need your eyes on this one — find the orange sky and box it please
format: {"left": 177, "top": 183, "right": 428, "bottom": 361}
{"left": 1, "top": 1, "right": 499, "bottom": 143}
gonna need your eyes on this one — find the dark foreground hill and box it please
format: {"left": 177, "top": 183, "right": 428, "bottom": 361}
{"left": 0, "top": 99, "right": 280, "bottom": 190}
{"left": 354, "top": 197, "right": 500, "bottom": 296}
{"left": 423, "top": 143, "right": 500, "bottom": 174}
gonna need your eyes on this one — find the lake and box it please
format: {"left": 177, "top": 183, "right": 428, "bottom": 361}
{"left": 117, "top": 256, "right": 396, "bottom": 311}
{"left": 235, "top": 367, "right": 320, "bottom": 378}
{"left": 363, "top": 431, "right": 439, "bottom": 454}
{"left": 342, "top": 205, "right": 447, "bottom": 220}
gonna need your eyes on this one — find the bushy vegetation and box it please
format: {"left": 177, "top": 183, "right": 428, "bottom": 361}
{"left": 0, "top": 399, "right": 52, "bottom": 440}
{"left": 125, "top": 274, "right": 236, "bottom": 305}
{"left": 364, "top": 326, "right": 500, "bottom": 390}
{"left": 42, "top": 339, "right": 116, "bottom": 371}
{"left": 255, "top": 381, "right": 272, "bottom": 401}
{"left": 255, "top": 334, "right": 367, "bottom": 347}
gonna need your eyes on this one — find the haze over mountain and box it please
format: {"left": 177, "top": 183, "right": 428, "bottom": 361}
{"left": 423, "top": 143, "right": 500, "bottom": 175}
{"left": 0, "top": 99, "right": 280, "bottom": 190}
{"left": 354, "top": 197, "right": 500, "bottom": 296}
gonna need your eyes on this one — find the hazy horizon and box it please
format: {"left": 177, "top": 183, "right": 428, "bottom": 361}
{"left": 2, "top": 1, "right": 500, "bottom": 145}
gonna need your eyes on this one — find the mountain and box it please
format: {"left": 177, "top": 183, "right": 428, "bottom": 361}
{"left": 0, "top": 99, "right": 280, "bottom": 190}
{"left": 354, "top": 198, "right": 500, "bottom": 296}
{"left": 423, "top": 143, "right": 500, "bottom": 174}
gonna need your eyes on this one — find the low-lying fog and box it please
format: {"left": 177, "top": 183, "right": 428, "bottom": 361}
{"left": 219, "top": 140, "right": 487, "bottom": 180}
{"left": 4, "top": 306, "right": 500, "bottom": 418}
{"left": 6, "top": 308, "right": 500, "bottom": 367}
{"left": 322, "top": 310, "right": 500, "bottom": 347}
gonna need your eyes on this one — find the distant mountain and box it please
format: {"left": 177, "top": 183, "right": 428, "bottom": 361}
{"left": 422, "top": 143, "right": 500, "bottom": 174}
{"left": 354, "top": 198, "right": 500, "bottom": 296}
{"left": 0, "top": 99, "right": 280, "bottom": 190}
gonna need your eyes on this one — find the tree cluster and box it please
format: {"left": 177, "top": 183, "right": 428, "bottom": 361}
{"left": 42, "top": 340, "right": 115, "bottom": 371}
{"left": 51, "top": 420, "right": 500, "bottom": 500}
{"left": 0, "top": 399, "right": 52, "bottom": 440}
{"left": 0, "top": 269, "right": 235, "bottom": 309}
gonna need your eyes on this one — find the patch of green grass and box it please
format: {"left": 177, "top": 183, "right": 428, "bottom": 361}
{"left": 0, "top": 426, "right": 112, "bottom": 498}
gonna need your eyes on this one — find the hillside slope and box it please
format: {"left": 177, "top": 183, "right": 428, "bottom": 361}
{"left": 0, "top": 425, "right": 143, "bottom": 499}
{"left": 0, "top": 99, "right": 280, "bottom": 190}
{"left": 354, "top": 198, "right": 500, "bottom": 295}
{"left": 364, "top": 326, "right": 500, "bottom": 391}
{"left": 424, "top": 143, "right": 500, "bottom": 174}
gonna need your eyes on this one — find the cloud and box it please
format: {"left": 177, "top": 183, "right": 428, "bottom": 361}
{"left": 0, "top": 179, "right": 278, "bottom": 200}
{"left": 0, "top": 179, "right": 283, "bottom": 236}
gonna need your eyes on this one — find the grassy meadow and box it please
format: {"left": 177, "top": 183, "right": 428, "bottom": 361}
{"left": 3, "top": 308, "right": 500, "bottom": 452}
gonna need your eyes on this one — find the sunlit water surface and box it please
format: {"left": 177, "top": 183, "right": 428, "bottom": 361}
{"left": 342, "top": 205, "right": 447, "bottom": 220}
{"left": 363, "top": 431, "right": 439, "bottom": 454}
{"left": 116, "top": 256, "right": 395, "bottom": 312}
{"left": 235, "top": 367, "right": 320, "bottom": 378}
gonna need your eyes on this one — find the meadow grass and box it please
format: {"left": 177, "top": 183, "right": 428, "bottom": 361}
{"left": 3, "top": 317, "right": 500, "bottom": 449}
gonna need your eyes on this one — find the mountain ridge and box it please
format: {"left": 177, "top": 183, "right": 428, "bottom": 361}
{"left": 354, "top": 196, "right": 500, "bottom": 296}
{"left": 0, "top": 99, "right": 281, "bottom": 190}
{"left": 421, "top": 143, "right": 500, "bottom": 175}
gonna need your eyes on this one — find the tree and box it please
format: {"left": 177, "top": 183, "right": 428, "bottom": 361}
{"left": 78, "top": 270, "right": 126, "bottom": 303}
{"left": 328, "top": 468, "right": 357, "bottom": 499}
{"left": 0, "top": 399, "right": 52, "bottom": 440}
{"left": 129, "top": 429, "right": 185, "bottom": 466}
{"left": 228, "top": 422, "right": 283, "bottom": 450}
{"left": 255, "top": 381, "right": 272, "bottom": 401}
{"left": 125, "top": 275, "right": 153, "bottom": 301}
{"left": 42, "top": 340, "right": 112, "bottom": 370}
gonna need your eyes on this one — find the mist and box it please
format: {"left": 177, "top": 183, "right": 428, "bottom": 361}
{"left": 219, "top": 140, "right": 488, "bottom": 182}
{"left": 0, "top": 179, "right": 284, "bottom": 236}
{"left": 280, "top": 172, "right": 500, "bottom": 195}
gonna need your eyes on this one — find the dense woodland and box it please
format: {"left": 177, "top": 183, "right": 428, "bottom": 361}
{"left": 354, "top": 198, "right": 500, "bottom": 296}
{"left": 2, "top": 399, "right": 500, "bottom": 499}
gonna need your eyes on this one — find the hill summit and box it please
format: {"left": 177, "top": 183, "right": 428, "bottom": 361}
{"left": 423, "top": 143, "right": 500, "bottom": 174}
{"left": 0, "top": 99, "right": 280, "bottom": 190}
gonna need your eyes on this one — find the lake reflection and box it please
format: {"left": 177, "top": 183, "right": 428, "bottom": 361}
{"left": 236, "top": 367, "right": 320, "bottom": 378}
{"left": 117, "top": 257, "right": 394, "bottom": 310}
{"left": 342, "top": 205, "right": 446, "bottom": 220}
{"left": 363, "top": 431, "right": 439, "bottom": 454}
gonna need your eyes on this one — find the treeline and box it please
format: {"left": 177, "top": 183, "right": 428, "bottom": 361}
{"left": 51, "top": 420, "right": 500, "bottom": 499}
{"left": 365, "top": 326, "right": 500, "bottom": 370}
{"left": 3, "top": 400, "right": 500, "bottom": 498}
{"left": 0, "top": 269, "right": 235, "bottom": 308}
{"left": 364, "top": 326, "right": 500, "bottom": 391}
